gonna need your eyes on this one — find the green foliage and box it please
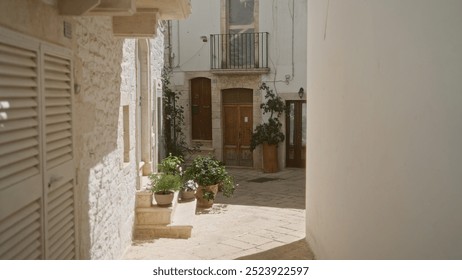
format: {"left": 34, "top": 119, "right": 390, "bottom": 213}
{"left": 158, "top": 153, "right": 183, "bottom": 175}
{"left": 202, "top": 191, "right": 215, "bottom": 201}
{"left": 184, "top": 155, "right": 235, "bottom": 200}
{"left": 149, "top": 155, "right": 184, "bottom": 194}
{"left": 259, "top": 83, "right": 286, "bottom": 119}
{"left": 149, "top": 173, "right": 182, "bottom": 194}
{"left": 220, "top": 175, "right": 235, "bottom": 198}
{"left": 250, "top": 118, "right": 285, "bottom": 150}
{"left": 250, "top": 83, "right": 286, "bottom": 151}
{"left": 162, "top": 68, "right": 200, "bottom": 157}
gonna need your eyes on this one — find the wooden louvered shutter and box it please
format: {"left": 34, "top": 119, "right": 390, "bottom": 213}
{"left": 42, "top": 48, "right": 77, "bottom": 260}
{"left": 0, "top": 29, "right": 77, "bottom": 260}
{"left": 0, "top": 39, "right": 43, "bottom": 259}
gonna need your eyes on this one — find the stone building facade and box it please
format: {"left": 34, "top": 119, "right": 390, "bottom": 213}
{"left": 167, "top": 0, "right": 307, "bottom": 170}
{"left": 0, "top": 0, "right": 190, "bottom": 259}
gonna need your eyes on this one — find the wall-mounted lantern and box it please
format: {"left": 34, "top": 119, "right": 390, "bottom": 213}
{"left": 298, "top": 87, "right": 304, "bottom": 99}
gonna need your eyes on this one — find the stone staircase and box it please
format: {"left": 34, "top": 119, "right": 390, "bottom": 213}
{"left": 134, "top": 188, "right": 197, "bottom": 240}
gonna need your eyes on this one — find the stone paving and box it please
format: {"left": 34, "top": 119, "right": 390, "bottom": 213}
{"left": 122, "top": 168, "right": 314, "bottom": 260}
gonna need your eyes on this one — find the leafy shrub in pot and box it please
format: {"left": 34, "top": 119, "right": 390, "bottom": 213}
{"left": 184, "top": 155, "right": 235, "bottom": 207}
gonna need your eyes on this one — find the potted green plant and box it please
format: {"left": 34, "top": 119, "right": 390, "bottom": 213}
{"left": 149, "top": 173, "right": 182, "bottom": 207}
{"left": 158, "top": 153, "right": 183, "bottom": 175}
{"left": 184, "top": 155, "right": 235, "bottom": 208}
{"left": 157, "top": 153, "right": 198, "bottom": 201}
{"left": 149, "top": 154, "right": 183, "bottom": 206}
{"left": 250, "top": 83, "right": 286, "bottom": 173}
{"left": 181, "top": 179, "right": 198, "bottom": 201}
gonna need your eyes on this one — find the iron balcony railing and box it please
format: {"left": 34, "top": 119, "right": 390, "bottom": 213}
{"left": 210, "top": 32, "right": 269, "bottom": 70}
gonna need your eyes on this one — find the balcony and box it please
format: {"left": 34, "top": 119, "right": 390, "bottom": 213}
{"left": 210, "top": 32, "right": 270, "bottom": 75}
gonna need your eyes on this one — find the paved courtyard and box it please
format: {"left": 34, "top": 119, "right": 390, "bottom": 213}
{"left": 123, "top": 168, "right": 314, "bottom": 260}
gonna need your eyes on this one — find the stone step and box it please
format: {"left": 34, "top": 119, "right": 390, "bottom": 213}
{"left": 134, "top": 193, "right": 197, "bottom": 240}
{"left": 135, "top": 191, "right": 179, "bottom": 225}
{"left": 136, "top": 207, "right": 172, "bottom": 225}
{"left": 134, "top": 225, "right": 192, "bottom": 240}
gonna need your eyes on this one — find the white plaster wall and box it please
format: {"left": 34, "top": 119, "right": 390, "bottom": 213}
{"left": 171, "top": 0, "right": 220, "bottom": 70}
{"left": 260, "top": 0, "right": 307, "bottom": 96}
{"left": 0, "top": 0, "right": 72, "bottom": 48}
{"left": 306, "top": 0, "right": 462, "bottom": 259}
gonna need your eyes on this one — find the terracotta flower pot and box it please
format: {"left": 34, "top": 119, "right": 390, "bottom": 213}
{"left": 154, "top": 191, "right": 174, "bottom": 207}
{"left": 180, "top": 189, "right": 196, "bottom": 201}
{"left": 262, "top": 142, "right": 278, "bottom": 173}
{"left": 195, "top": 184, "right": 219, "bottom": 208}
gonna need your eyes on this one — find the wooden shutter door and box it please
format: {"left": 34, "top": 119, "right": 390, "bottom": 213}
{"left": 0, "top": 29, "right": 77, "bottom": 259}
{"left": 191, "top": 78, "right": 212, "bottom": 140}
{"left": 42, "top": 49, "right": 77, "bottom": 260}
{"left": 0, "top": 38, "right": 44, "bottom": 259}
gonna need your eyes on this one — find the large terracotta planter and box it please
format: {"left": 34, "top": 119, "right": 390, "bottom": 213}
{"left": 195, "top": 184, "right": 219, "bottom": 208}
{"left": 154, "top": 191, "right": 174, "bottom": 207}
{"left": 262, "top": 142, "right": 278, "bottom": 173}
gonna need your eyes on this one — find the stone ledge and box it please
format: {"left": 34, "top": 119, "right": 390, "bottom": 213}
{"left": 134, "top": 225, "right": 192, "bottom": 240}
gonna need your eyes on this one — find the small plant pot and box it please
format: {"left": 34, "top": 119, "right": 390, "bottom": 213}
{"left": 195, "top": 184, "right": 219, "bottom": 208}
{"left": 154, "top": 191, "right": 174, "bottom": 207}
{"left": 180, "top": 189, "right": 196, "bottom": 201}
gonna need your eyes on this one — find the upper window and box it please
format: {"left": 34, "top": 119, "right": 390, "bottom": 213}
{"left": 228, "top": 0, "right": 255, "bottom": 34}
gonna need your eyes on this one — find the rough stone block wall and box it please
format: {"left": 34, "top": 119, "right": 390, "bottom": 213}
{"left": 73, "top": 17, "right": 137, "bottom": 260}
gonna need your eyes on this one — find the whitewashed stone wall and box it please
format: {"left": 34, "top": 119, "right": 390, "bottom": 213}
{"left": 74, "top": 25, "right": 165, "bottom": 260}
{"left": 150, "top": 32, "right": 165, "bottom": 163}
{"left": 74, "top": 24, "right": 166, "bottom": 259}
{"left": 73, "top": 17, "right": 137, "bottom": 259}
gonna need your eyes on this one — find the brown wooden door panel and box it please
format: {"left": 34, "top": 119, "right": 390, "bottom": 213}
{"left": 223, "top": 105, "right": 239, "bottom": 166}
{"left": 286, "top": 100, "right": 306, "bottom": 168}
{"left": 238, "top": 105, "right": 253, "bottom": 167}
{"left": 222, "top": 89, "right": 253, "bottom": 167}
{"left": 191, "top": 78, "right": 212, "bottom": 140}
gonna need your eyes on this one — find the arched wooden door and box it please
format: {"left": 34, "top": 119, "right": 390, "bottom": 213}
{"left": 223, "top": 88, "right": 253, "bottom": 167}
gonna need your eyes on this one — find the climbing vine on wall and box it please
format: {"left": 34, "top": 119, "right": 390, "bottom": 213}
{"left": 162, "top": 67, "right": 199, "bottom": 158}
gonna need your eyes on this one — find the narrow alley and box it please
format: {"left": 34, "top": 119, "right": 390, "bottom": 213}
{"left": 123, "top": 168, "right": 314, "bottom": 260}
